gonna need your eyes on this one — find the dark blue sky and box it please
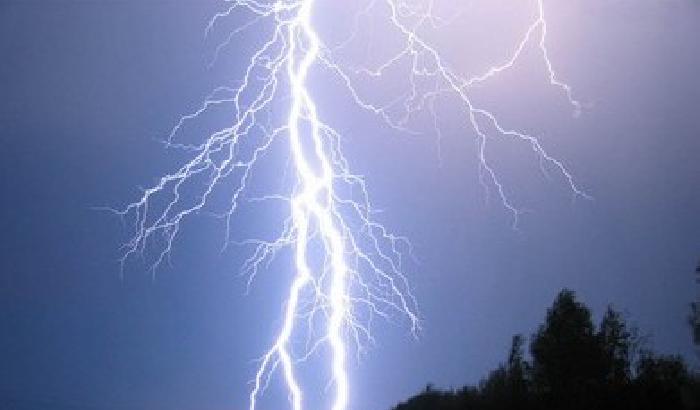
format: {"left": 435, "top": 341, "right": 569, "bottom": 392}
{"left": 1, "top": 1, "right": 698, "bottom": 410}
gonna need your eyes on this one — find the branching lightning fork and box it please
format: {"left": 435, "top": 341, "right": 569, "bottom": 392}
{"left": 113, "top": 1, "right": 588, "bottom": 409}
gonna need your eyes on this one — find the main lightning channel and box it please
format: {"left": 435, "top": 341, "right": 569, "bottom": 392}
{"left": 250, "top": 2, "right": 349, "bottom": 409}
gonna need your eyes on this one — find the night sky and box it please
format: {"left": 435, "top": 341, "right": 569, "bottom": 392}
{"left": 1, "top": 1, "right": 699, "bottom": 410}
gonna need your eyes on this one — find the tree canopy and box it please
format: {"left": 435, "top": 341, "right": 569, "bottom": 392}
{"left": 393, "top": 289, "right": 699, "bottom": 410}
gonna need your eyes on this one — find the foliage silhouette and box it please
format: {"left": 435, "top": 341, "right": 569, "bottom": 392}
{"left": 690, "top": 262, "right": 700, "bottom": 348}
{"left": 392, "top": 289, "right": 700, "bottom": 410}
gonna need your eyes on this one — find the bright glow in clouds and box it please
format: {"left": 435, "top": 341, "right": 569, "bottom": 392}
{"left": 113, "top": 1, "right": 589, "bottom": 409}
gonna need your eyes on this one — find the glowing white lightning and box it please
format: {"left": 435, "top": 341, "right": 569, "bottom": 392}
{"left": 249, "top": 2, "right": 350, "bottom": 409}
{"left": 112, "top": 1, "right": 588, "bottom": 410}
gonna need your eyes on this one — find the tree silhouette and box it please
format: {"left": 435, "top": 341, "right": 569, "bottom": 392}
{"left": 689, "top": 262, "right": 700, "bottom": 347}
{"left": 506, "top": 334, "right": 529, "bottom": 401}
{"left": 634, "top": 352, "right": 693, "bottom": 410}
{"left": 598, "top": 306, "right": 636, "bottom": 386}
{"left": 478, "top": 334, "right": 532, "bottom": 410}
{"left": 529, "top": 289, "right": 605, "bottom": 408}
{"left": 391, "top": 288, "right": 699, "bottom": 410}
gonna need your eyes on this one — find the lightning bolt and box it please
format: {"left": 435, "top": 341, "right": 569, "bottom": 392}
{"left": 110, "top": 1, "right": 589, "bottom": 409}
